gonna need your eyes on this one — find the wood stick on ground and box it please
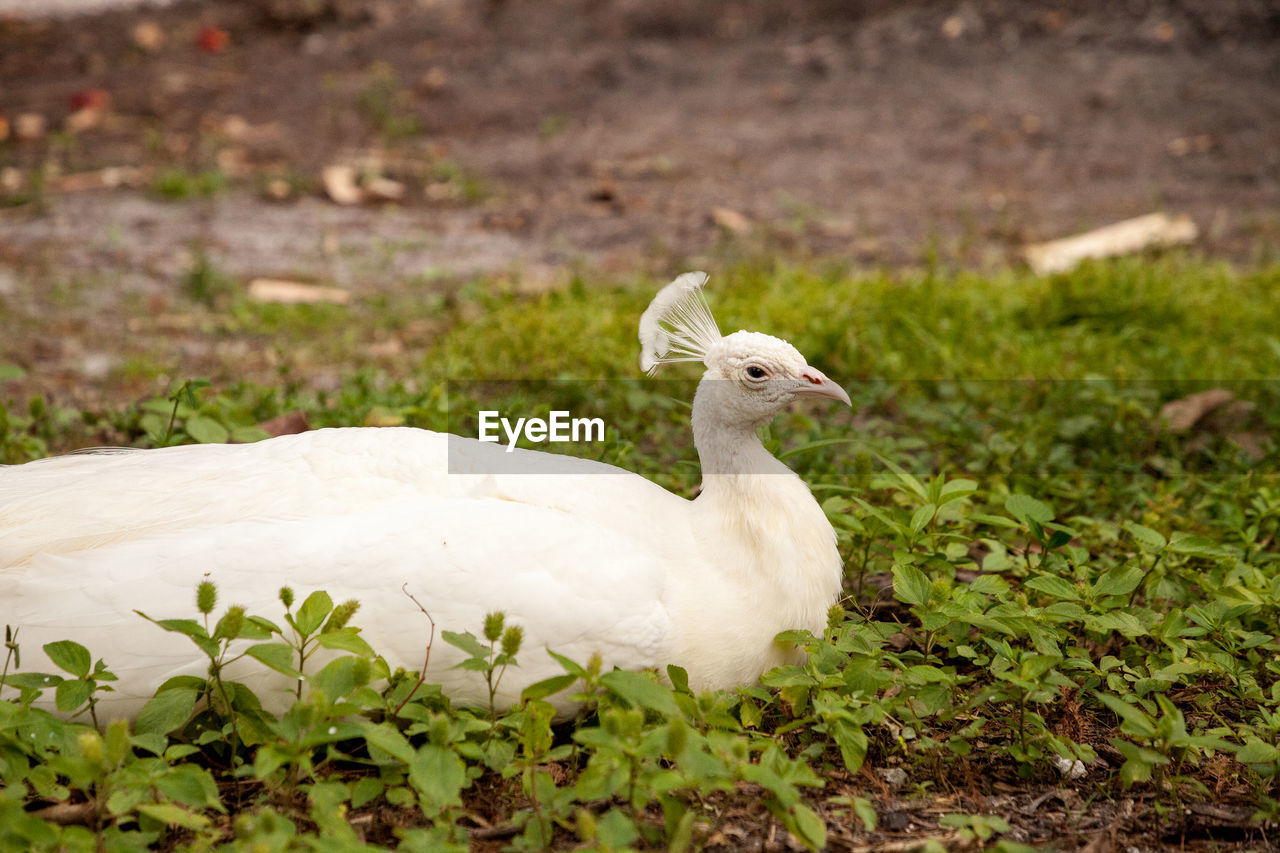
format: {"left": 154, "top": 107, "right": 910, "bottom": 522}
{"left": 394, "top": 584, "right": 436, "bottom": 716}
{"left": 1024, "top": 212, "right": 1198, "bottom": 275}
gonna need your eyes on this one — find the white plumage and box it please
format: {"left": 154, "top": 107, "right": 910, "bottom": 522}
{"left": 0, "top": 273, "right": 849, "bottom": 719}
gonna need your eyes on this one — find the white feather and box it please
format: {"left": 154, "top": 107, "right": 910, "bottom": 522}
{"left": 638, "top": 271, "right": 722, "bottom": 374}
{"left": 0, "top": 273, "right": 848, "bottom": 721}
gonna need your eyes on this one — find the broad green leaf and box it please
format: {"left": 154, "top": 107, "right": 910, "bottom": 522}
{"left": 740, "top": 761, "right": 795, "bottom": 806}
{"left": 359, "top": 721, "right": 416, "bottom": 763}
{"left": 597, "top": 809, "right": 639, "bottom": 848}
{"left": 1005, "top": 494, "right": 1053, "bottom": 525}
{"left": 1096, "top": 693, "right": 1157, "bottom": 739}
{"left": 666, "top": 800, "right": 695, "bottom": 853}
{"left": 601, "top": 670, "right": 680, "bottom": 716}
{"left": 3, "top": 671, "right": 63, "bottom": 691}
{"left": 546, "top": 648, "right": 588, "bottom": 678}
{"left": 790, "top": 803, "right": 827, "bottom": 852}
{"left": 521, "top": 674, "right": 577, "bottom": 702}
{"left": 1019, "top": 655, "right": 1061, "bottom": 680}
{"left": 409, "top": 743, "right": 466, "bottom": 809}
{"left": 892, "top": 563, "right": 931, "bottom": 607}
{"left": 982, "top": 544, "right": 1014, "bottom": 572}
{"left": 136, "top": 616, "right": 219, "bottom": 657}
{"left": 130, "top": 733, "right": 167, "bottom": 756}
{"left": 184, "top": 415, "right": 229, "bottom": 444}
{"left": 135, "top": 688, "right": 198, "bottom": 736}
{"left": 910, "top": 503, "right": 937, "bottom": 534}
{"left": 351, "top": 777, "right": 385, "bottom": 809}
{"left": 967, "top": 574, "right": 1009, "bottom": 596}
{"left": 311, "top": 655, "right": 369, "bottom": 702}
{"left": 251, "top": 744, "right": 288, "bottom": 779}
{"left": 441, "top": 630, "right": 488, "bottom": 660}
{"left": 873, "top": 453, "right": 929, "bottom": 501}
{"left": 308, "top": 781, "right": 357, "bottom": 838}
{"left": 154, "top": 764, "right": 223, "bottom": 810}
{"left": 1113, "top": 740, "right": 1168, "bottom": 786}
{"left": 938, "top": 478, "right": 979, "bottom": 500}
{"left": 245, "top": 643, "right": 303, "bottom": 678}
{"left": 139, "top": 412, "right": 168, "bottom": 441}
{"left": 229, "top": 425, "right": 271, "bottom": 443}
{"left": 1237, "top": 740, "right": 1280, "bottom": 768}
{"left": 294, "top": 591, "right": 334, "bottom": 636}
{"left": 852, "top": 797, "right": 878, "bottom": 831}
{"left": 55, "top": 679, "right": 91, "bottom": 712}
{"left": 1122, "top": 521, "right": 1166, "bottom": 551}
{"left": 1167, "top": 533, "right": 1228, "bottom": 557}
{"left": 830, "top": 720, "right": 868, "bottom": 773}
{"left": 1045, "top": 530, "right": 1072, "bottom": 549}
{"left": 969, "top": 513, "right": 1021, "bottom": 529}
{"left": 1024, "top": 575, "right": 1080, "bottom": 601}
{"left": 851, "top": 496, "right": 907, "bottom": 536}
{"left": 316, "top": 628, "right": 376, "bottom": 657}
{"left": 137, "top": 803, "right": 211, "bottom": 830}
{"left": 248, "top": 615, "right": 284, "bottom": 634}
{"left": 43, "top": 640, "right": 91, "bottom": 678}
{"left": 1093, "top": 563, "right": 1145, "bottom": 597}
{"left": 1086, "top": 611, "right": 1150, "bottom": 638}
{"left": 139, "top": 617, "right": 207, "bottom": 639}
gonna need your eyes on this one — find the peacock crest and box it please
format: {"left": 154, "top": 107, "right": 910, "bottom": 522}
{"left": 638, "top": 271, "right": 723, "bottom": 375}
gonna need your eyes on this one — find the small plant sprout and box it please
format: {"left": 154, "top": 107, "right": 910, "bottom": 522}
{"left": 0, "top": 260, "right": 1277, "bottom": 847}
{"left": 939, "top": 812, "right": 1011, "bottom": 843}
{"left": 443, "top": 611, "right": 523, "bottom": 720}
{"left": 137, "top": 579, "right": 268, "bottom": 740}
{"left": 279, "top": 588, "right": 362, "bottom": 699}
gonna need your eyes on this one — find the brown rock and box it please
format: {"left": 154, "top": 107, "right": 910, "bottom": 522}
{"left": 257, "top": 411, "right": 311, "bottom": 437}
{"left": 1158, "top": 388, "right": 1235, "bottom": 433}
{"left": 14, "top": 113, "right": 46, "bottom": 141}
{"left": 132, "top": 20, "right": 164, "bottom": 52}
{"left": 321, "top": 164, "right": 363, "bottom": 205}
{"left": 710, "top": 206, "right": 753, "bottom": 235}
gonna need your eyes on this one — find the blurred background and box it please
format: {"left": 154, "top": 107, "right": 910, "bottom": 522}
{"left": 0, "top": 0, "right": 1277, "bottom": 415}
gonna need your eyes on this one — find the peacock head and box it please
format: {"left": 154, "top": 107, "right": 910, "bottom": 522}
{"left": 638, "top": 273, "right": 850, "bottom": 428}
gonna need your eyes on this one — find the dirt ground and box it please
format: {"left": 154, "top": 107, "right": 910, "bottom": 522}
{"left": 2, "top": 0, "right": 1279, "bottom": 406}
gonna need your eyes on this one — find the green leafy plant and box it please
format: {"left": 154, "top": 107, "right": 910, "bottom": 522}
{"left": 132, "top": 379, "right": 269, "bottom": 447}
{"left": 2, "top": 257, "right": 1279, "bottom": 847}
{"left": 442, "top": 611, "right": 524, "bottom": 721}
{"left": 939, "top": 811, "right": 1011, "bottom": 842}
{"left": 1097, "top": 691, "right": 1237, "bottom": 801}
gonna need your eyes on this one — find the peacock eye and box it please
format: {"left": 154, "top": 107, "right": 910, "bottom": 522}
{"left": 746, "top": 365, "right": 767, "bottom": 380}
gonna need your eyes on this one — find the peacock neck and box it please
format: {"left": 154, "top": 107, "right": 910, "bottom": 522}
{"left": 686, "top": 377, "right": 843, "bottom": 634}
{"left": 690, "top": 378, "right": 797, "bottom": 496}
{"left": 688, "top": 378, "right": 840, "bottom": 626}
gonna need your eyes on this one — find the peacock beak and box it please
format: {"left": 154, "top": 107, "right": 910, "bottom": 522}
{"left": 795, "top": 368, "right": 852, "bottom": 406}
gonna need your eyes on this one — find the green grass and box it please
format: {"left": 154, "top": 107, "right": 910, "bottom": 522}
{"left": 355, "top": 62, "right": 423, "bottom": 142}
{"left": 150, "top": 168, "right": 228, "bottom": 201}
{"left": 1, "top": 254, "right": 1278, "bottom": 850}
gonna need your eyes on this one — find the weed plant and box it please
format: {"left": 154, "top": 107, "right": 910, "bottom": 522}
{"left": 1, "top": 255, "right": 1278, "bottom": 849}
